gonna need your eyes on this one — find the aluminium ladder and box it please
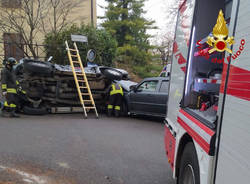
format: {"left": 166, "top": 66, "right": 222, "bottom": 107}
{"left": 65, "top": 41, "right": 98, "bottom": 118}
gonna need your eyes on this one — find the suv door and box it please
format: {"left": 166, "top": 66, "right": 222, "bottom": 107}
{"left": 129, "top": 80, "right": 159, "bottom": 114}
{"left": 155, "top": 80, "right": 169, "bottom": 116}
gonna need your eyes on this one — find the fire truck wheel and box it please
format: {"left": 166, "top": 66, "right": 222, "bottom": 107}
{"left": 178, "top": 142, "right": 200, "bottom": 184}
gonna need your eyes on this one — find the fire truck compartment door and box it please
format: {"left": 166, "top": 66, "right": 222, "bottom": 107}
{"left": 215, "top": 1, "right": 250, "bottom": 183}
{"left": 167, "top": 0, "right": 196, "bottom": 123}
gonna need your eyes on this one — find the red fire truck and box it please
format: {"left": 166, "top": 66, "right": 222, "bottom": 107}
{"left": 164, "top": 0, "right": 250, "bottom": 183}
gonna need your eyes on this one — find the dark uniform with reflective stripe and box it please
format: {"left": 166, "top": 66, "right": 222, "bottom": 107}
{"left": 1, "top": 67, "right": 19, "bottom": 111}
{"left": 107, "top": 83, "right": 123, "bottom": 117}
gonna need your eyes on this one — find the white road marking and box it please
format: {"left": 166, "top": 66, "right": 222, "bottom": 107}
{"left": 0, "top": 165, "right": 47, "bottom": 184}
{"left": 57, "top": 162, "right": 70, "bottom": 169}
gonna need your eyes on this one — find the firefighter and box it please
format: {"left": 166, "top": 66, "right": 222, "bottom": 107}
{"left": 1, "top": 57, "right": 22, "bottom": 117}
{"left": 107, "top": 82, "right": 124, "bottom": 117}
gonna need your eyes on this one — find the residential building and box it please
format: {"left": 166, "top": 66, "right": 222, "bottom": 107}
{"left": 0, "top": 0, "right": 96, "bottom": 67}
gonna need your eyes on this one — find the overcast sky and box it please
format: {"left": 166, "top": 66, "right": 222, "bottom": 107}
{"left": 96, "top": 0, "right": 178, "bottom": 41}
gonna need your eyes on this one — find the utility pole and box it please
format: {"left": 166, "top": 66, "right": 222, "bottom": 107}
{"left": 91, "top": 0, "right": 94, "bottom": 26}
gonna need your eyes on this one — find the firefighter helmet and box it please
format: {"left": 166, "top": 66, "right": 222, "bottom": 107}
{"left": 5, "top": 57, "right": 17, "bottom": 66}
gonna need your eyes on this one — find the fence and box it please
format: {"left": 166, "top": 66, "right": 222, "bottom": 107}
{"left": 0, "top": 41, "right": 70, "bottom": 67}
{"left": 0, "top": 41, "right": 93, "bottom": 69}
{"left": 0, "top": 41, "right": 47, "bottom": 65}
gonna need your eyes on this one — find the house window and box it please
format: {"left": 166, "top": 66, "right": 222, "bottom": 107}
{"left": 3, "top": 33, "right": 24, "bottom": 60}
{"left": 1, "top": 0, "right": 22, "bottom": 8}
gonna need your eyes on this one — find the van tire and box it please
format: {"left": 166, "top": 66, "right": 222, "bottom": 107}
{"left": 178, "top": 142, "right": 200, "bottom": 184}
{"left": 115, "top": 68, "right": 129, "bottom": 79}
{"left": 23, "top": 59, "right": 53, "bottom": 76}
{"left": 22, "top": 106, "right": 48, "bottom": 115}
{"left": 101, "top": 68, "right": 123, "bottom": 80}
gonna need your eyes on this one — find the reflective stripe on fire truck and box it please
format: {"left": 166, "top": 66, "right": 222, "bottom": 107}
{"left": 196, "top": 78, "right": 221, "bottom": 84}
{"left": 178, "top": 109, "right": 215, "bottom": 155}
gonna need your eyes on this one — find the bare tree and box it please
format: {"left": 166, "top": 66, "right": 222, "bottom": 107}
{"left": 0, "top": 0, "right": 45, "bottom": 58}
{"left": 0, "top": 0, "right": 83, "bottom": 59}
{"left": 150, "top": 0, "right": 179, "bottom": 65}
{"left": 151, "top": 32, "right": 173, "bottom": 66}
{"left": 40, "top": 0, "right": 83, "bottom": 35}
{"left": 158, "top": 36, "right": 173, "bottom": 65}
{"left": 162, "top": 0, "right": 179, "bottom": 40}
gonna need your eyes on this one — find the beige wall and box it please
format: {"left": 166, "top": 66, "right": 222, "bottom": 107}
{"left": 73, "top": 0, "right": 97, "bottom": 26}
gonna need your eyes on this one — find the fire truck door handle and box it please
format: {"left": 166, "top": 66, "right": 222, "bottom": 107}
{"left": 164, "top": 119, "right": 168, "bottom": 126}
{"left": 164, "top": 120, "right": 172, "bottom": 130}
{"left": 164, "top": 120, "right": 176, "bottom": 137}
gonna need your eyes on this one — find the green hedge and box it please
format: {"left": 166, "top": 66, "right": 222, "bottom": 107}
{"left": 44, "top": 24, "right": 117, "bottom": 66}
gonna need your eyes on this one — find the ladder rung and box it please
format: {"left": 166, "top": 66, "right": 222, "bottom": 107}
{"left": 76, "top": 73, "right": 84, "bottom": 76}
{"left": 71, "top": 55, "right": 78, "bottom": 57}
{"left": 83, "top": 100, "right": 92, "bottom": 102}
{"left": 72, "top": 60, "right": 79, "bottom": 63}
{"left": 78, "top": 80, "right": 86, "bottom": 82}
{"left": 69, "top": 49, "right": 77, "bottom": 51}
{"left": 77, "top": 77, "right": 85, "bottom": 80}
{"left": 82, "top": 93, "right": 90, "bottom": 95}
{"left": 85, "top": 107, "right": 96, "bottom": 109}
{"left": 79, "top": 86, "right": 87, "bottom": 88}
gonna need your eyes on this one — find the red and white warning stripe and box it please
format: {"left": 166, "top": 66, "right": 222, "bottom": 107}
{"left": 177, "top": 109, "right": 215, "bottom": 154}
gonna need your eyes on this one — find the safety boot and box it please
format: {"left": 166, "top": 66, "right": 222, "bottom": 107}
{"left": 107, "top": 109, "right": 112, "bottom": 117}
{"left": 114, "top": 110, "right": 120, "bottom": 118}
{"left": 10, "top": 110, "right": 20, "bottom": 118}
{"left": 1, "top": 109, "right": 10, "bottom": 117}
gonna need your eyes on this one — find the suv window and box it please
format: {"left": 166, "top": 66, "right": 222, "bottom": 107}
{"left": 137, "top": 81, "right": 158, "bottom": 92}
{"left": 160, "top": 72, "right": 165, "bottom": 77}
{"left": 159, "top": 81, "right": 169, "bottom": 92}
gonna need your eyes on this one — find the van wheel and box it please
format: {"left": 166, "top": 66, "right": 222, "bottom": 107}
{"left": 100, "top": 67, "right": 123, "bottom": 80}
{"left": 178, "top": 142, "right": 200, "bottom": 184}
{"left": 23, "top": 59, "right": 53, "bottom": 76}
{"left": 22, "top": 106, "right": 48, "bottom": 115}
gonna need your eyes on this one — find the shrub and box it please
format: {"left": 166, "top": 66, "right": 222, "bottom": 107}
{"left": 44, "top": 24, "right": 117, "bottom": 66}
{"left": 116, "top": 44, "right": 151, "bottom": 65}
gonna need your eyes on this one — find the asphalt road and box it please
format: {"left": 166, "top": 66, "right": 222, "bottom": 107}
{"left": 0, "top": 113, "right": 175, "bottom": 184}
